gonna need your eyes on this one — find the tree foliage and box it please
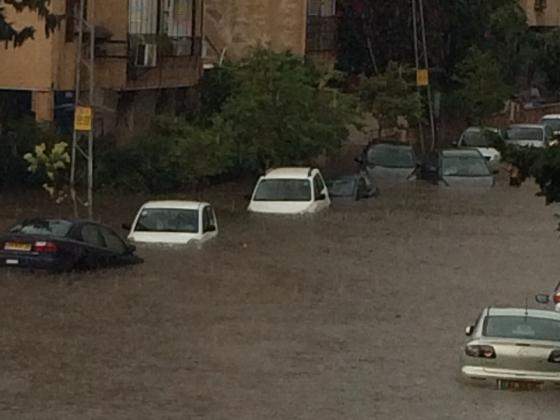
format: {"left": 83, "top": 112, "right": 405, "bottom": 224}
{"left": 0, "top": 0, "right": 60, "bottom": 46}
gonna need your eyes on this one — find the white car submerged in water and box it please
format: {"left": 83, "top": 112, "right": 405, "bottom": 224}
{"left": 125, "top": 201, "right": 218, "bottom": 246}
{"left": 457, "top": 127, "right": 502, "bottom": 172}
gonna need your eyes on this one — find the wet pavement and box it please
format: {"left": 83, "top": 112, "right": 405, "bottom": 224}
{"left": 0, "top": 180, "right": 559, "bottom": 419}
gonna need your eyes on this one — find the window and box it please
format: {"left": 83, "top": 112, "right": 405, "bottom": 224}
{"left": 81, "top": 225, "right": 105, "bottom": 248}
{"left": 10, "top": 219, "right": 72, "bottom": 237}
{"left": 313, "top": 175, "right": 325, "bottom": 200}
{"left": 134, "top": 209, "right": 199, "bottom": 233}
{"left": 100, "top": 227, "right": 127, "bottom": 254}
{"left": 202, "top": 206, "right": 216, "bottom": 232}
{"left": 253, "top": 179, "right": 312, "bottom": 202}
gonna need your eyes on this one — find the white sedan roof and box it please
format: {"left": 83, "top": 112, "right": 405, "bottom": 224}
{"left": 263, "top": 167, "right": 315, "bottom": 179}
{"left": 541, "top": 114, "right": 560, "bottom": 120}
{"left": 487, "top": 307, "right": 560, "bottom": 321}
{"left": 140, "top": 201, "right": 208, "bottom": 210}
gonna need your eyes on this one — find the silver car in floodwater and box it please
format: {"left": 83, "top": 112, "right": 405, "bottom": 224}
{"left": 461, "top": 307, "right": 560, "bottom": 389}
{"left": 439, "top": 149, "right": 494, "bottom": 188}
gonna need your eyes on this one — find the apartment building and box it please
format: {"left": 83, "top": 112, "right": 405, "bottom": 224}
{"left": 203, "top": 0, "right": 337, "bottom": 66}
{"left": 0, "top": 0, "right": 203, "bottom": 137}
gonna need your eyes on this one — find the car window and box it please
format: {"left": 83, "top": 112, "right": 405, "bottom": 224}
{"left": 134, "top": 209, "right": 199, "bottom": 233}
{"left": 313, "top": 175, "right": 325, "bottom": 199}
{"left": 100, "top": 226, "right": 127, "bottom": 254}
{"left": 253, "top": 179, "right": 312, "bottom": 202}
{"left": 484, "top": 316, "right": 560, "bottom": 342}
{"left": 10, "top": 219, "right": 73, "bottom": 237}
{"left": 81, "top": 224, "right": 105, "bottom": 248}
{"left": 202, "top": 206, "right": 215, "bottom": 232}
{"left": 367, "top": 144, "right": 415, "bottom": 168}
{"left": 358, "top": 177, "right": 367, "bottom": 191}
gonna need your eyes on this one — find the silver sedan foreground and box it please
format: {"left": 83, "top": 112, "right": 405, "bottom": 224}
{"left": 461, "top": 307, "right": 560, "bottom": 389}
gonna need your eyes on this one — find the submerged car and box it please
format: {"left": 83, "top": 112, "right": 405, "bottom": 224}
{"left": 504, "top": 124, "right": 553, "bottom": 148}
{"left": 126, "top": 201, "right": 219, "bottom": 246}
{"left": 456, "top": 126, "right": 502, "bottom": 172}
{"left": 326, "top": 174, "right": 378, "bottom": 200}
{"left": 0, "top": 218, "right": 141, "bottom": 272}
{"left": 358, "top": 142, "right": 417, "bottom": 188}
{"left": 247, "top": 167, "right": 330, "bottom": 215}
{"left": 421, "top": 149, "right": 494, "bottom": 188}
{"left": 540, "top": 114, "right": 560, "bottom": 139}
{"left": 461, "top": 307, "right": 560, "bottom": 388}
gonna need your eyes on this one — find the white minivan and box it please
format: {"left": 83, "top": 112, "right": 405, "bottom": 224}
{"left": 247, "top": 167, "right": 330, "bottom": 214}
{"left": 126, "top": 201, "right": 218, "bottom": 245}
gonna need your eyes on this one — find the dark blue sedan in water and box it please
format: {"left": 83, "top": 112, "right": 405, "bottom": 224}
{"left": 0, "top": 219, "right": 142, "bottom": 273}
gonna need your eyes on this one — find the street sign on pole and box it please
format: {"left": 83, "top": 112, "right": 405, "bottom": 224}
{"left": 416, "top": 69, "right": 429, "bottom": 87}
{"left": 74, "top": 106, "right": 93, "bottom": 131}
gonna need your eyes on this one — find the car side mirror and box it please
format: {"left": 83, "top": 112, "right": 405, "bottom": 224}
{"left": 535, "top": 294, "right": 551, "bottom": 304}
{"left": 205, "top": 225, "right": 217, "bottom": 233}
{"left": 317, "top": 193, "right": 327, "bottom": 201}
{"left": 465, "top": 325, "right": 474, "bottom": 336}
{"left": 122, "top": 223, "right": 132, "bottom": 231}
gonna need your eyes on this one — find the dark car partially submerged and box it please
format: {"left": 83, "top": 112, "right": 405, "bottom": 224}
{"left": 0, "top": 219, "right": 142, "bottom": 272}
{"left": 357, "top": 142, "right": 417, "bottom": 188}
{"left": 326, "top": 174, "right": 378, "bottom": 200}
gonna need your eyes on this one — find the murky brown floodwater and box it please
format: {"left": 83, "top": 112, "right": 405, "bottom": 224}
{"left": 0, "top": 179, "right": 559, "bottom": 419}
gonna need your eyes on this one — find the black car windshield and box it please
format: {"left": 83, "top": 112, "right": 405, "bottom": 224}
{"left": 484, "top": 316, "right": 560, "bottom": 342}
{"left": 442, "top": 155, "right": 491, "bottom": 177}
{"left": 366, "top": 144, "right": 415, "bottom": 168}
{"left": 506, "top": 127, "right": 543, "bottom": 141}
{"left": 327, "top": 178, "right": 356, "bottom": 197}
{"left": 541, "top": 119, "right": 560, "bottom": 131}
{"left": 10, "top": 219, "right": 72, "bottom": 237}
{"left": 134, "top": 209, "right": 199, "bottom": 233}
{"left": 461, "top": 129, "right": 500, "bottom": 147}
{"left": 253, "top": 179, "right": 312, "bottom": 202}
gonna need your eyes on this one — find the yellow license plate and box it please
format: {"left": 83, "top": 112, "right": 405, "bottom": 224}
{"left": 4, "top": 242, "right": 32, "bottom": 252}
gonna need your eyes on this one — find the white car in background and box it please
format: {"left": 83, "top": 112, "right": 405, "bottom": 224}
{"left": 505, "top": 124, "right": 553, "bottom": 148}
{"left": 540, "top": 114, "right": 560, "bottom": 139}
{"left": 125, "top": 201, "right": 218, "bottom": 245}
{"left": 457, "top": 127, "right": 502, "bottom": 172}
{"left": 247, "top": 167, "right": 331, "bottom": 214}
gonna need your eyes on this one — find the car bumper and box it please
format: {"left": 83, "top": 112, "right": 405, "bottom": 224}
{"left": 462, "top": 365, "right": 560, "bottom": 383}
{"left": 0, "top": 253, "right": 59, "bottom": 270}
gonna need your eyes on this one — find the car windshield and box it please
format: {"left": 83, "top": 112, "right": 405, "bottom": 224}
{"left": 327, "top": 178, "right": 356, "bottom": 197}
{"left": 484, "top": 315, "right": 560, "bottom": 342}
{"left": 253, "top": 179, "right": 312, "bottom": 202}
{"left": 506, "top": 127, "right": 543, "bottom": 141}
{"left": 541, "top": 119, "right": 560, "bottom": 131}
{"left": 134, "top": 209, "right": 199, "bottom": 233}
{"left": 366, "top": 144, "right": 415, "bottom": 168}
{"left": 10, "top": 219, "right": 72, "bottom": 237}
{"left": 442, "top": 155, "right": 491, "bottom": 177}
{"left": 461, "top": 129, "right": 500, "bottom": 147}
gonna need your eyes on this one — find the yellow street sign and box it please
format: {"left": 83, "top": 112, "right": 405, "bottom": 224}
{"left": 416, "top": 69, "right": 429, "bottom": 87}
{"left": 74, "top": 106, "right": 93, "bottom": 131}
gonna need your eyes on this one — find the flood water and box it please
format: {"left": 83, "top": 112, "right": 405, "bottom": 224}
{"left": 0, "top": 180, "right": 559, "bottom": 419}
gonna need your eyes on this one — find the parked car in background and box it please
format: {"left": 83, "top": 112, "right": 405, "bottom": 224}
{"left": 248, "top": 167, "right": 330, "bottom": 214}
{"left": 326, "top": 173, "right": 378, "bottom": 201}
{"left": 357, "top": 142, "right": 417, "bottom": 188}
{"left": 504, "top": 124, "right": 553, "bottom": 148}
{"left": 461, "top": 307, "right": 560, "bottom": 389}
{"left": 540, "top": 114, "right": 560, "bottom": 139}
{"left": 125, "top": 201, "right": 218, "bottom": 246}
{"left": 420, "top": 149, "right": 495, "bottom": 188}
{"left": 0, "top": 218, "right": 141, "bottom": 272}
{"left": 456, "top": 126, "right": 502, "bottom": 172}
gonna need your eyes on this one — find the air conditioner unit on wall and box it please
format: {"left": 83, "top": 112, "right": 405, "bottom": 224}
{"left": 135, "top": 43, "right": 158, "bottom": 67}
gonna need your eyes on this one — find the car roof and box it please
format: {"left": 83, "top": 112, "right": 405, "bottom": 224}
{"left": 509, "top": 124, "right": 546, "bottom": 129}
{"left": 464, "top": 126, "right": 499, "bottom": 132}
{"left": 369, "top": 141, "right": 412, "bottom": 149}
{"left": 140, "top": 201, "right": 208, "bottom": 210}
{"left": 440, "top": 148, "right": 482, "bottom": 157}
{"left": 486, "top": 307, "right": 560, "bottom": 321}
{"left": 263, "top": 167, "right": 316, "bottom": 179}
{"left": 541, "top": 114, "right": 560, "bottom": 119}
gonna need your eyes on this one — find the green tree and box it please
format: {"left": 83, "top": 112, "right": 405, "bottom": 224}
{"left": 0, "top": 0, "right": 59, "bottom": 46}
{"left": 358, "top": 63, "right": 422, "bottom": 138}
{"left": 453, "top": 48, "right": 511, "bottom": 124}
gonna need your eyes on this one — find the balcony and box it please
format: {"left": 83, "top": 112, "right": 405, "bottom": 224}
{"left": 306, "top": 15, "right": 338, "bottom": 54}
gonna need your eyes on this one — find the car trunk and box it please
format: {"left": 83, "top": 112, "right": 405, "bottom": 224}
{"left": 482, "top": 338, "right": 560, "bottom": 373}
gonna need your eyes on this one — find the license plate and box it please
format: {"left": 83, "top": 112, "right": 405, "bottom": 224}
{"left": 4, "top": 242, "right": 32, "bottom": 252}
{"left": 497, "top": 380, "right": 543, "bottom": 391}
{"left": 5, "top": 259, "right": 19, "bottom": 265}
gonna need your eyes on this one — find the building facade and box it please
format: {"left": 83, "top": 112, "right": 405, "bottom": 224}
{"left": 0, "top": 0, "right": 203, "bottom": 138}
{"left": 203, "top": 0, "right": 337, "bottom": 66}
{"left": 520, "top": 0, "right": 560, "bottom": 27}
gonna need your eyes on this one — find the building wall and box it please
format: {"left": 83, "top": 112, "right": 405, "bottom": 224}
{"left": 204, "top": 0, "right": 307, "bottom": 62}
{"left": 520, "top": 0, "right": 560, "bottom": 26}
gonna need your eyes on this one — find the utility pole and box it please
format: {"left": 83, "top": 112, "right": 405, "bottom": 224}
{"left": 70, "top": 0, "right": 96, "bottom": 220}
{"left": 412, "top": 0, "right": 436, "bottom": 153}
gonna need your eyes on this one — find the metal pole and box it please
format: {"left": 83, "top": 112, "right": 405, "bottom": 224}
{"left": 88, "top": 0, "right": 95, "bottom": 220}
{"left": 411, "top": 0, "right": 425, "bottom": 154}
{"left": 418, "top": 0, "right": 436, "bottom": 151}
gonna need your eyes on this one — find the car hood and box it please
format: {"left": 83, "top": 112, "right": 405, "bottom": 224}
{"left": 366, "top": 166, "right": 416, "bottom": 186}
{"left": 128, "top": 231, "right": 200, "bottom": 245}
{"left": 474, "top": 147, "right": 501, "bottom": 160}
{"left": 441, "top": 175, "right": 494, "bottom": 188}
{"left": 247, "top": 201, "right": 320, "bottom": 214}
{"left": 505, "top": 140, "right": 545, "bottom": 148}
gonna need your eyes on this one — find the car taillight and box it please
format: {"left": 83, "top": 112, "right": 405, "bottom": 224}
{"left": 33, "top": 241, "right": 58, "bottom": 254}
{"left": 548, "top": 350, "right": 560, "bottom": 363}
{"left": 553, "top": 293, "right": 560, "bottom": 304}
{"left": 465, "top": 345, "right": 496, "bottom": 359}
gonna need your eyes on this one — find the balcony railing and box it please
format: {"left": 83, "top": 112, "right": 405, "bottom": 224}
{"left": 306, "top": 16, "right": 338, "bottom": 53}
